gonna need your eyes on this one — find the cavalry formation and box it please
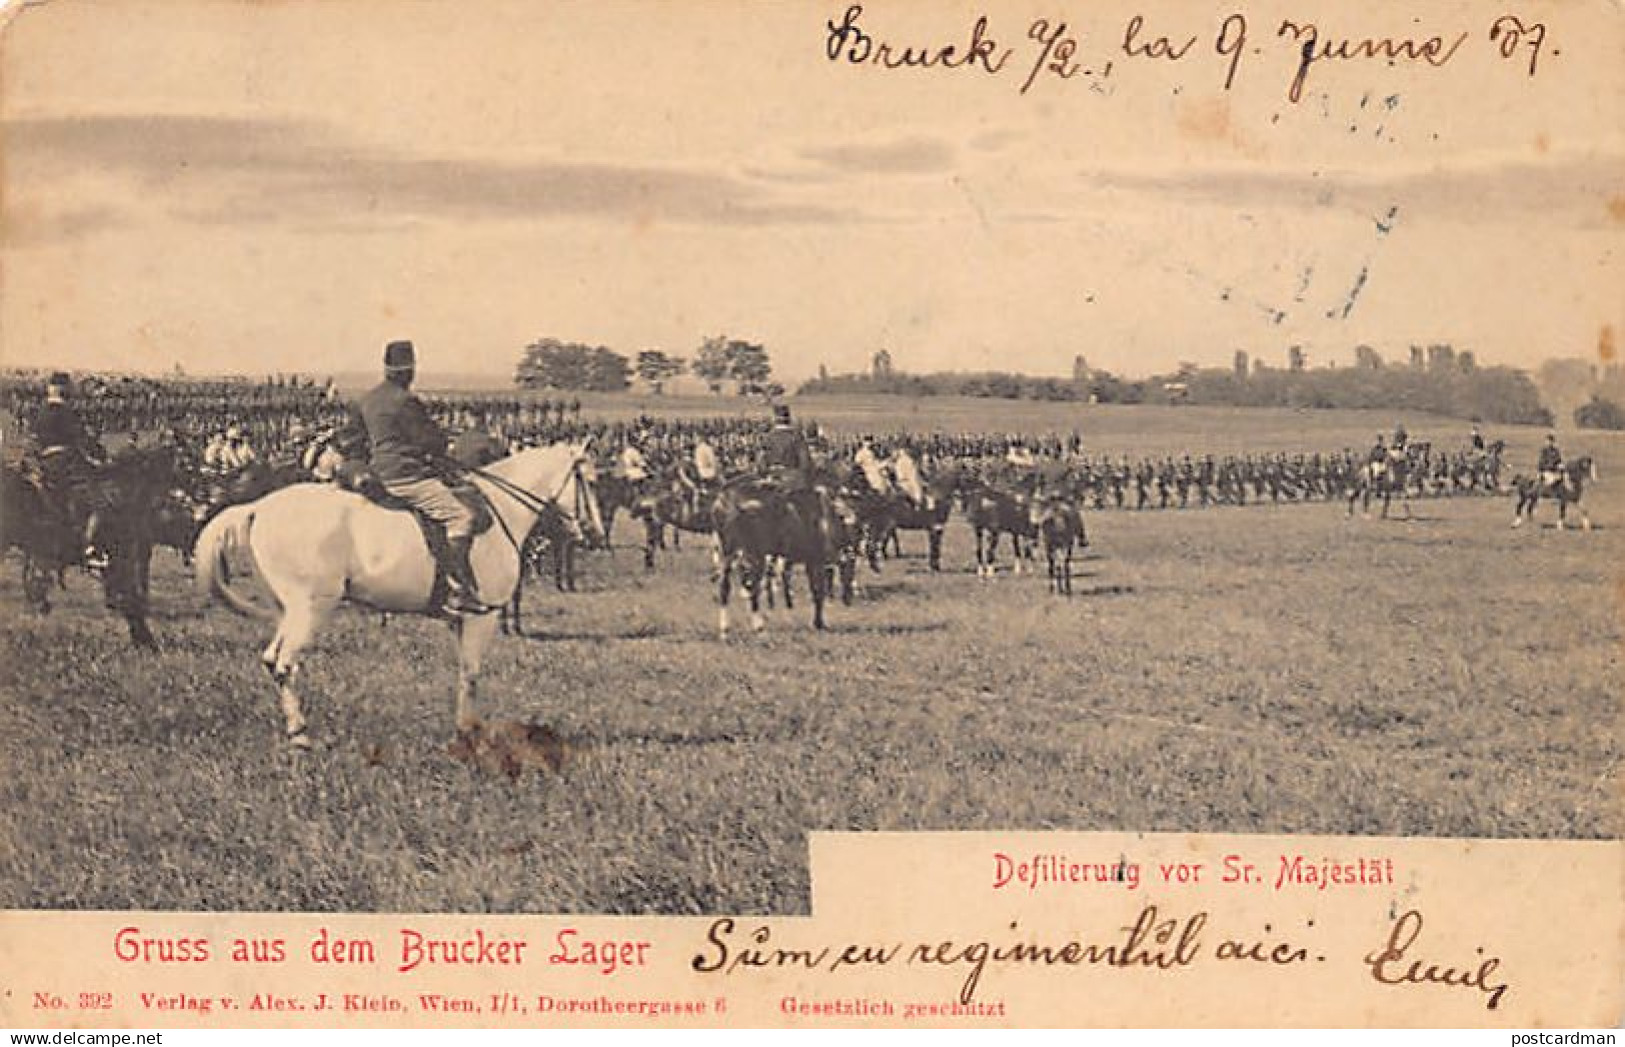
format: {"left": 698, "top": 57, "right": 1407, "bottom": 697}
{"left": 0, "top": 363, "right": 1601, "bottom": 747}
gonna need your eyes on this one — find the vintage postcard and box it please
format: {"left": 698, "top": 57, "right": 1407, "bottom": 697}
{"left": 0, "top": 0, "right": 1620, "bottom": 1029}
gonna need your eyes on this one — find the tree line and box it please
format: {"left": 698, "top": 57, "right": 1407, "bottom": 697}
{"left": 513, "top": 335, "right": 778, "bottom": 396}
{"left": 797, "top": 345, "right": 1555, "bottom": 426}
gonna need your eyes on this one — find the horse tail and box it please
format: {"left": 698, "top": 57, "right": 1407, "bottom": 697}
{"left": 194, "top": 504, "right": 275, "bottom": 619}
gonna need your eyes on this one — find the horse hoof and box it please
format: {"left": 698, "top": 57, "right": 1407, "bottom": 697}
{"left": 288, "top": 732, "right": 313, "bottom": 751}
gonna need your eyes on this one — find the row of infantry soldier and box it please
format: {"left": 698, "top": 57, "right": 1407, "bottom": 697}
{"left": 8, "top": 357, "right": 1571, "bottom": 586}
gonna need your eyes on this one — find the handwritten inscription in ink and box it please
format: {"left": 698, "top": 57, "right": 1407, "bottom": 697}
{"left": 823, "top": 5, "right": 1555, "bottom": 103}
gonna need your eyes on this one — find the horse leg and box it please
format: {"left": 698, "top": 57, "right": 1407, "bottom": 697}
{"left": 808, "top": 560, "right": 827, "bottom": 630}
{"left": 780, "top": 556, "right": 795, "bottom": 611}
{"left": 928, "top": 526, "right": 943, "bottom": 572}
{"left": 717, "top": 554, "right": 733, "bottom": 639}
{"left": 260, "top": 598, "right": 334, "bottom": 748}
{"left": 747, "top": 556, "right": 766, "bottom": 633}
{"left": 128, "top": 544, "right": 158, "bottom": 651}
{"left": 453, "top": 611, "right": 500, "bottom": 738}
{"left": 503, "top": 585, "right": 523, "bottom": 638}
{"left": 1063, "top": 541, "right": 1073, "bottom": 596}
{"left": 643, "top": 521, "right": 658, "bottom": 571}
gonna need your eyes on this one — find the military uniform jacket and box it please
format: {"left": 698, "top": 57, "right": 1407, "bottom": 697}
{"left": 32, "top": 401, "right": 91, "bottom": 455}
{"left": 763, "top": 425, "right": 812, "bottom": 478}
{"left": 353, "top": 380, "right": 448, "bottom": 483}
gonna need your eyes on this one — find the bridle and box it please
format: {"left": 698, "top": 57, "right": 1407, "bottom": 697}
{"left": 461, "top": 454, "right": 600, "bottom": 552}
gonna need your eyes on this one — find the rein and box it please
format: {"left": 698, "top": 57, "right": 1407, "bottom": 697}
{"left": 458, "top": 456, "right": 593, "bottom": 550}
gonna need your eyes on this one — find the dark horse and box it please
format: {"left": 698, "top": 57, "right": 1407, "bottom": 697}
{"left": 1512, "top": 456, "right": 1597, "bottom": 531}
{"left": 630, "top": 473, "right": 715, "bottom": 570}
{"left": 712, "top": 474, "right": 856, "bottom": 637}
{"left": 591, "top": 472, "right": 640, "bottom": 550}
{"left": 960, "top": 471, "right": 1038, "bottom": 577}
{"left": 0, "top": 445, "right": 181, "bottom": 649}
{"left": 848, "top": 466, "right": 959, "bottom": 573}
{"left": 1035, "top": 488, "right": 1088, "bottom": 596}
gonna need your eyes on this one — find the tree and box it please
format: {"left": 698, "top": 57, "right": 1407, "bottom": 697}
{"left": 728, "top": 341, "right": 772, "bottom": 394}
{"left": 515, "top": 337, "right": 630, "bottom": 392}
{"left": 1354, "top": 344, "right": 1383, "bottom": 370}
{"left": 1575, "top": 395, "right": 1625, "bottom": 430}
{"left": 587, "top": 346, "right": 631, "bottom": 391}
{"left": 872, "top": 349, "right": 894, "bottom": 378}
{"left": 1233, "top": 350, "right": 1249, "bottom": 380}
{"left": 634, "top": 350, "right": 684, "bottom": 394}
{"left": 692, "top": 334, "right": 773, "bottom": 395}
{"left": 691, "top": 336, "right": 733, "bottom": 394}
{"left": 1288, "top": 346, "right": 1306, "bottom": 372}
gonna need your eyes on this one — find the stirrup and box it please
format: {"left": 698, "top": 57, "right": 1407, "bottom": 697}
{"left": 443, "top": 589, "right": 496, "bottom": 615}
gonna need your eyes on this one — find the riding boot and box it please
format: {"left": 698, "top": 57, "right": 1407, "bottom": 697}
{"left": 442, "top": 536, "right": 496, "bottom": 615}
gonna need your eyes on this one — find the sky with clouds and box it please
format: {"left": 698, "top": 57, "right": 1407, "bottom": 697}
{"left": 2, "top": 0, "right": 1621, "bottom": 382}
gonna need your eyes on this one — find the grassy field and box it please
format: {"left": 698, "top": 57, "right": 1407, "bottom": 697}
{"left": 1, "top": 402, "right": 1619, "bottom": 915}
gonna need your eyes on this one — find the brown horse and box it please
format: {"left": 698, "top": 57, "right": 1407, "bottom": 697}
{"left": 0, "top": 446, "right": 180, "bottom": 649}
{"left": 848, "top": 466, "right": 959, "bottom": 573}
{"left": 1034, "top": 489, "right": 1088, "bottom": 596}
{"left": 630, "top": 473, "right": 715, "bottom": 570}
{"left": 711, "top": 474, "right": 854, "bottom": 637}
{"left": 1512, "top": 456, "right": 1597, "bottom": 530}
{"left": 960, "top": 472, "right": 1038, "bottom": 578}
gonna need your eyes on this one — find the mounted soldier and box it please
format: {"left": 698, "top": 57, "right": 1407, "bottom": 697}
{"left": 892, "top": 441, "right": 924, "bottom": 510}
{"left": 762, "top": 404, "right": 822, "bottom": 525}
{"left": 1537, "top": 433, "right": 1566, "bottom": 495}
{"left": 1367, "top": 433, "right": 1389, "bottom": 482}
{"left": 345, "top": 339, "right": 495, "bottom": 616}
{"left": 617, "top": 428, "right": 651, "bottom": 488}
{"left": 853, "top": 436, "right": 890, "bottom": 498}
{"left": 27, "top": 371, "right": 105, "bottom": 563}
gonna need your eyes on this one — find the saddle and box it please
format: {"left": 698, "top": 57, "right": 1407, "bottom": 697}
{"left": 338, "top": 463, "right": 497, "bottom": 613}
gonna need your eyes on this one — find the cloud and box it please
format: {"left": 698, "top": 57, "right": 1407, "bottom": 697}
{"left": 1085, "top": 151, "right": 1625, "bottom": 229}
{"left": 3, "top": 113, "right": 859, "bottom": 239}
{"left": 1, "top": 203, "right": 125, "bottom": 245}
{"left": 800, "top": 135, "right": 956, "bottom": 174}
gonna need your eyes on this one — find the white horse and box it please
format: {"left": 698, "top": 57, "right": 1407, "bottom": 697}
{"left": 192, "top": 442, "right": 602, "bottom": 746}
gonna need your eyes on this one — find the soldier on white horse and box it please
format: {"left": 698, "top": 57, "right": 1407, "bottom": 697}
{"left": 345, "top": 340, "right": 495, "bottom": 616}
{"left": 192, "top": 340, "right": 603, "bottom": 747}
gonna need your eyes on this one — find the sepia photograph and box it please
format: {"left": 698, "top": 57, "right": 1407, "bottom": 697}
{"left": 0, "top": 0, "right": 1620, "bottom": 1024}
